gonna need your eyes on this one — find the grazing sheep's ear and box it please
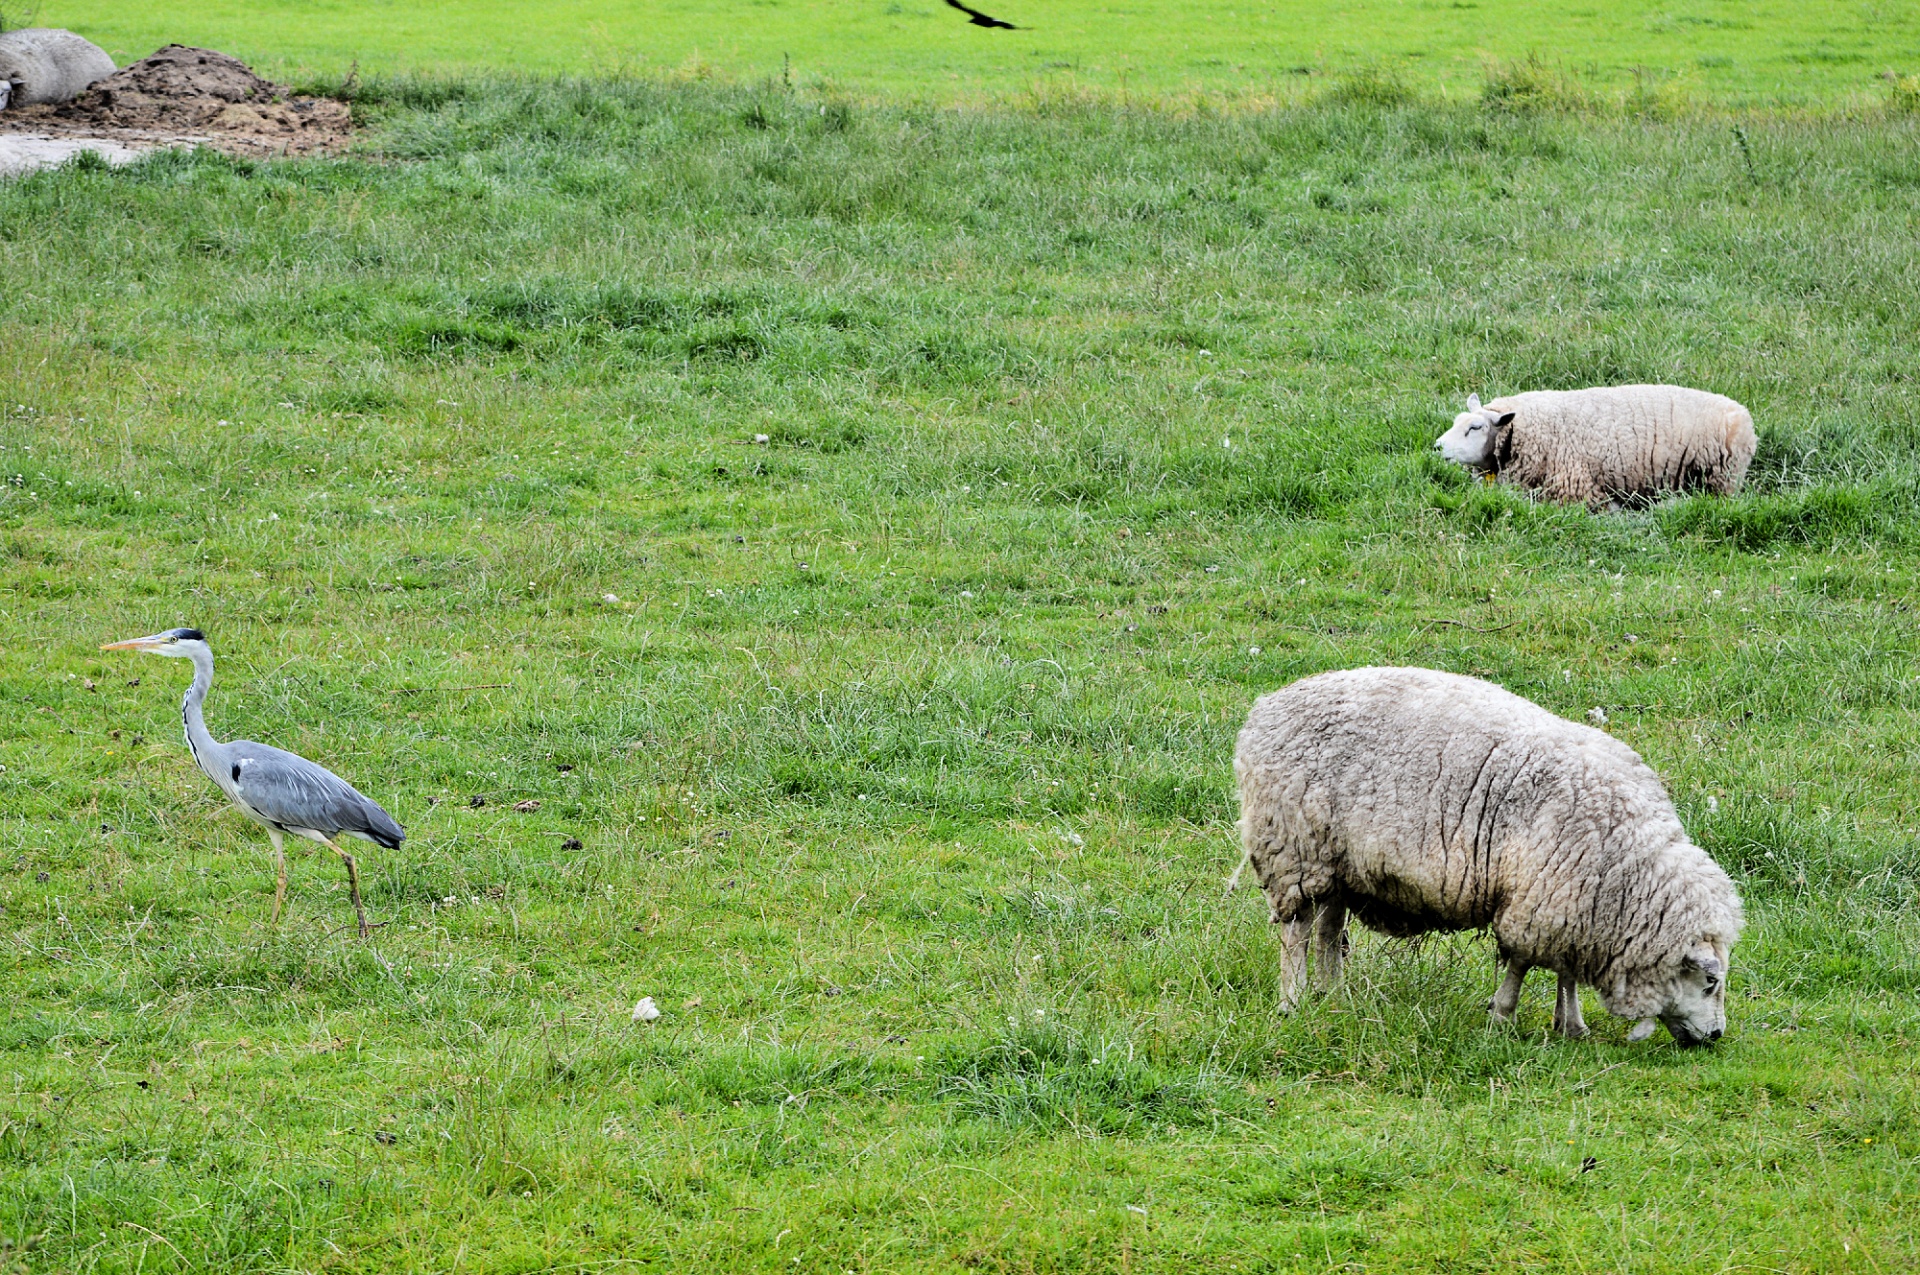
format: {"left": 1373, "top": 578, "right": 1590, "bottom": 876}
{"left": 1627, "top": 1018, "right": 1658, "bottom": 1043}
{"left": 1466, "top": 393, "right": 1482, "bottom": 412}
{"left": 1682, "top": 949, "right": 1724, "bottom": 979}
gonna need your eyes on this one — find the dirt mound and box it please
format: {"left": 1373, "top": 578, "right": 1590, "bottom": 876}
{"left": 0, "top": 45, "right": 351, "bottom": 159}
{"left": 81, "top": 45, "right": 282, "bottom": 109}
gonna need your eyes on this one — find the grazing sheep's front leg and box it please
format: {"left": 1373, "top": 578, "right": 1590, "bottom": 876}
{"left": 1277, "top": 914, "right": 1311, "bottom": 1012}
{"left": 1489, "top": 959, "right": 1530, "bottom": 1022}
{"left": 1313, "top": 900, "right": 1348, "bottom": 992}
{"left": 1553, "top": 972, "right": 1588, "bottom": 1039}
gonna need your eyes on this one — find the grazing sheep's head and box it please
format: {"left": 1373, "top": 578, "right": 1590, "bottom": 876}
{"left": 1434, "top": 393, "right": 1515, "bottom": 471}
{"left": 1625, "top": 940, "right": 1730, "bottom": 1047}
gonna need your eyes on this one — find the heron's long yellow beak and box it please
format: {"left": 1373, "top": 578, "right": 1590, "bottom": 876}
{"left": 101, "top": 637, "right": 167, "bottom": 651}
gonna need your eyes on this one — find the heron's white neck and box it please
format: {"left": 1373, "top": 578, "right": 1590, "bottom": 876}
{"left": 180, "top": 645, "right": 223, "bottom": 774}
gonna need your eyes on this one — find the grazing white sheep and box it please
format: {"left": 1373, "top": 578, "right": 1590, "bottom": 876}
{"left": 1234, "top": 667, "right": 1743, "bottom": 1045}
{"left": 1434, "top": 384, "right": 1756, "bottom": 509}
{"left": 0, "top": 28, "right": 115, "bottom": 109}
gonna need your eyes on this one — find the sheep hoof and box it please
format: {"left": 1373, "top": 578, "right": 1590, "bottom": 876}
{"left": 1627, "top": 1018, "right": 1658, "bottom": 1043}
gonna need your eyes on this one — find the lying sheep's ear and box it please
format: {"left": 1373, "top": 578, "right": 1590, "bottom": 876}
{"left": 1466, "top": 393, "right": 1482, "bottom": 412}
{"left": 1492, "top": 414, "right": 1518, "bottom": 469}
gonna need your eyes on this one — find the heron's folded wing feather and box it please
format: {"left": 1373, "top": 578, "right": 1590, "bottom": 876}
{"left": 228, "top": 741, "right": 405, "bottom": 847}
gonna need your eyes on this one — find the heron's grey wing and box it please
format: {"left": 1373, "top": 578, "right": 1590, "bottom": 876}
{"left": 227, "top": 741, "right": 406, "bottom": 849}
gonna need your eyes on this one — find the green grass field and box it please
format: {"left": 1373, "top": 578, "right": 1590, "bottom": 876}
{"left": 23, "top": 0, "right": 1920, "bottom": 106}
{"left": 4, "top": 57, "right": 1920, "bottom": 1275}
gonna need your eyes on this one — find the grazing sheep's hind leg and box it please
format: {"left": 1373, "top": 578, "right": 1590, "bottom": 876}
{"left": 1277, "top": 914, "right": 1311, "bottom": 1012}
{"left": 1553, "top": 972, "right": 1589, "bottom": 1039}
{"left": 1489, "top": 960, "right": 1530, "bottom": 1022}
{"left": 1313, "top": 900, "right": 1348, "bottom": 992}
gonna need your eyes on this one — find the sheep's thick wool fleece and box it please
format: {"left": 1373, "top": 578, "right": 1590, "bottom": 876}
{"left": 1493, "top": 384, "right": 1754, "bottom": 508}
{"left": 0, "top": 29, "right": 116, "bottom": 107}
{"left": 1236, "top": 668, "right": 1741, "bottom": 1011}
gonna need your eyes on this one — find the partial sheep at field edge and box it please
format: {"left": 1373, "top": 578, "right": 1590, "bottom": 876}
{"left": 0, "top": 28, "right": 115, "bottom": 109}
{"left": 1435, "top": 383, "right": 1756, "bottom": 509}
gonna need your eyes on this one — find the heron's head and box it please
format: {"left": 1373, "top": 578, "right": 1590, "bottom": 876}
{"left": 101, "top": 628, "right": 210, "bottom": 659}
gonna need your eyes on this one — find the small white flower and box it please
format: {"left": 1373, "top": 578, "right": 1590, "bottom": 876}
{"left": 602, "top": 593, "right": 620, "bottom": 603}
{"left": 1587, "top": 707, "right": 1609, "bottom": 726}
{"left": 753, "top": 433, "right": 770, "bottom": 444}
{"left": 1249, "top": 646, "right": 1262, "bottom": 655}
{"left": 1707, "top": 795, "right": 1720, "bottom": 813}
{"left": 631, "top": 997, "right": 661, "bottom": 1023}
{"left": 1222, "top": 435, "right": 1232, "bottom": 448}
{"left": 959, "top": 590, "right": 974, "bottom": 598}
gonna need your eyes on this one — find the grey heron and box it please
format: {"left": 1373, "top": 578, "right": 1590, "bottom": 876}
{"left": 101, "top": 627, "right": 403, "bottom": 937}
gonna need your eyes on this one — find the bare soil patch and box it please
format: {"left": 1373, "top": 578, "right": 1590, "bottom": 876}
{"left": 0, "top": 45, "right": 350, "bottom": 162}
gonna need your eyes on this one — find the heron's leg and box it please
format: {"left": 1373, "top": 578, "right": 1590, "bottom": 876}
{"left": 321, "top": 836, "right": 370, "bottom": 938}
{"left": 1313, "top": 899, "right": 1348, "bottom": 992}
{"left": 1553, "top": 971, "right": 1588, "bottom": 1039}
{"left": 268, "top": 828, "right": 287, "bottom": 925}
{"left": 1489, "top": 959, "right": 1530, "bottom": 1022}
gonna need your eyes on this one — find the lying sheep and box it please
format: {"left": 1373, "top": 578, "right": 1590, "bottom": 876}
{"left": 0, "top": 28, "right": 115, "bottom": 110}
{"left": 1433, "top": 384, "right": 1756, "bottom": 509}
{"left": 1235, "top": 667, "right": 1743, "bottom": 1045}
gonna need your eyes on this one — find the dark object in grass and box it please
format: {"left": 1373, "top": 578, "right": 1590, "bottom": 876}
{"left": 561, "top": 837, "right": 583, "bottom": 850}
{"left": 942, "top": 0, "right": 1019, "bottom": 29}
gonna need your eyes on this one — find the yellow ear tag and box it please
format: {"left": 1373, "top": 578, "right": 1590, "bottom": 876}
{"left": 1481, "top": 471, "right": 1498, "bottom": 485}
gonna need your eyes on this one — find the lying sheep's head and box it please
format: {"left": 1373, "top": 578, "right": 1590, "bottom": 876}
{"left": 1434, "top": 393, "right": 1515, "bottom": 471}
{"left": 0, "top": 80, "right": 12, "bottom": 112}
{"left": 1624, "top": 940, "right": 1730, "bottom": 1047}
